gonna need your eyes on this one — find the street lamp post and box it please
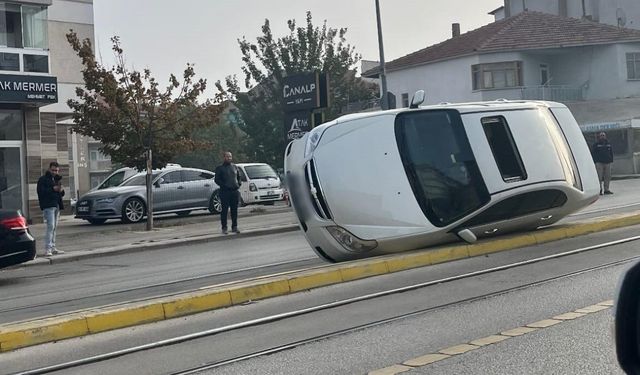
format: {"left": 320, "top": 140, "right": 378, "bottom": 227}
{"left": 375, "top": 0, "right": 388, "bottom": 110}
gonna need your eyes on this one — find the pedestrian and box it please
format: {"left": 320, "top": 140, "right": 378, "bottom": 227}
{"left": 214, "top": 151, "right": 242, "bottom": 234}
{"left": 591, "top": 132, "right": 614, "bottom": 195}
{"left": 37, "top": 162, "right": 65, "bottom": 256}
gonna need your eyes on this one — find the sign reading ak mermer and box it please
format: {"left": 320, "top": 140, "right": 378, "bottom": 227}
{"left": 0, "top": 74, "right": 58, "bottom": 104}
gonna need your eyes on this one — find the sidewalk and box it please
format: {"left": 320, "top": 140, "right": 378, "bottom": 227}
{"left": 23, "top": 207, "right": 299, "bottom": 267}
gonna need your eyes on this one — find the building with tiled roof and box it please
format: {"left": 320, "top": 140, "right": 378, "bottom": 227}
{"left": 363, "top": 10, "right": 640, "bottom": 174}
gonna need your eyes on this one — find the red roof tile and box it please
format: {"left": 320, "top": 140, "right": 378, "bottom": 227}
{"left": 364, "top": 11, "right": 640, "bottom": 77}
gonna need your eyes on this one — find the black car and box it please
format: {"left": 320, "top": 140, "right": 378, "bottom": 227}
{"left": 0, "top": 209, "right": 36, "bottom": 269}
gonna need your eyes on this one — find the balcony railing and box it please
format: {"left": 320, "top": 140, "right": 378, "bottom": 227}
{"left": 520, "top": 85, "right": 584, "bottom": 102}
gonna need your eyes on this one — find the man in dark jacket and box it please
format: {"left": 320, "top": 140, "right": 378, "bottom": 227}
{"left": 214, "top": 151, "right": 242, "bottom": 234}
{"left": 591, "top": 132, "right": 614, "bottom": 195}
{"left": 37, "top": 162, "right": 65, "bottom": 256}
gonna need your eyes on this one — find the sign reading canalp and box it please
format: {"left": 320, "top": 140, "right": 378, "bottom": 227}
{"left": 282, "top": 72, "right": 329, "bottom": 142}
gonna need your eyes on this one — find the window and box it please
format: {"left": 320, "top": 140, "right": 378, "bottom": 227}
{"left": 0, "top": 52, "right": 18, "bottom": 71}
{"left": 0, "top": 109, "right": 22, "bottom": 140}
{"left": 472, "top": 61, "right": 522, "bottom": 90}
{"left": 402, "top": 93, "right": 409, "bottom": 108}
{"left": 540, "top": 64, "right": 549, "bottom": 85}
{"left": 395, "top": 109, "right": 490, "bottom": 227}
{"left": 0, "top": 3, "right": 22, "bottom": 48}
{"left": 627, "top": 53, "right": 640, "bottom": 79}
{"left": 462, "top": 190, "right": 568, "bottom": 227}
{"left": 183, "top": 170, "right": 213, "bottom": 181}
{"left": 244, "top": 165, "right": 278, "bottom": 179}
{"left": 99, "top": 172, "right": 125, "bottom": 190}
{"left": 482, "top": 116, "right": 527, "bottom": 182}
{"left": 161, "top": 171, "right": 182, "bottom": 184}
{"left": 21, "top": 5, "right": 47, "bottom": 49}
{"left": 23, "top": 54, "right": 48, "bottom": 73}
{"left": 122, "top": 173, "right": 160, "bottom": 186}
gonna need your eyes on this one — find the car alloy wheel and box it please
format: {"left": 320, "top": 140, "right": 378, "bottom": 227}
{"left": 209, "top": 191, "right": 222, "bottom": 214}
{"left": 123, "top": 198, "right": 145, "bottom": 223}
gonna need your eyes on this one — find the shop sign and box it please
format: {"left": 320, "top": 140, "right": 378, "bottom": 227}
{"left": 285, "top": 111, "right": 311, "bottom": 141}
{"left": 580, "top": 120, "right": 631, "bottom": 133}
{"left": 0, "top": 74, "right": 57, "bottom": 103}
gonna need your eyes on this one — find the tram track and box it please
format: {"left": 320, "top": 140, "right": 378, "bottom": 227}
{"left": 12, "top": 234, "right": 640, "bottom": 375}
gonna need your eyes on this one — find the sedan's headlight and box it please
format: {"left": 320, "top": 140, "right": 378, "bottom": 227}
{"left": 326, "top": 226, "right": 378, "bottom": 253}
{"left": 96, "top": 197, "right": 116, "bottom": 204}
{"left": 304, "top": 125, "right": 328, "bottom": 158}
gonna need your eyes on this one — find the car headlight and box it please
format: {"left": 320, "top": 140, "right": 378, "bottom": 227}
{"left": 249, "top": 183, "right": 257, "bottom": 192}
{"left": 96, "top": 197, "right": 116, "bottom": 204}
{"left": 304, "top": 125, "right": 328, "bottom": 158}
{"left": 326, "top": 226, "right": 378, "bottom": 253}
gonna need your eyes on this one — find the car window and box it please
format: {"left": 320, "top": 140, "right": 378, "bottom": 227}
{"left": 121, "top": 172, "right": 161, "bottom": 186}
{"left": 395, "top": 109, "right": 490, "bottom": 227}
{"left": 161, "top": 171, "right": 182, "bottom": 184}
{"left": 244, "top": 165, "right": 278, "bottom": 179}
{"left": 99, "top": 172, "right": 124, "bottom": 189}
{"left": 183, "top": 170, "right": 213, "bottom": 181}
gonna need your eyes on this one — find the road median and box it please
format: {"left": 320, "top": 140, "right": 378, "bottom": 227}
{"left": 3, "top": 210, "right": 640, "bottom": 352}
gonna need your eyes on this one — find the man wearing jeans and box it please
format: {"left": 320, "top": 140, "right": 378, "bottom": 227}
{"left": 214, "top": 152, "right": 242, "bottom": 234}
{"left": 37, "top": 162, "right": 65, "bottom": 256}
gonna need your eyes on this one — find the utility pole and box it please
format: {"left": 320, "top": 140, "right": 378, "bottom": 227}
{"left": 144, "top": 114, "right": 154, "bottom": 231}
{"left": 375, "top": 0, "right": 388, "bottom": 110}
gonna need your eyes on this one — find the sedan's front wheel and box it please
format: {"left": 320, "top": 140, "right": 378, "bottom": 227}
{"left": 122, "top": 198, "right": 146, "bottom": 223}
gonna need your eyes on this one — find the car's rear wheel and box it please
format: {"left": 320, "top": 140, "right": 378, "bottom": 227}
{"left": 87, "top": 218, "right": 107, "bottom": 225}
{"left": 122, "top": 198, "right": 146, "bottom": 223}
{"left": 209, "top": 190, "right": 221, "bottom": 214}
{"left": 176, "top": 210, "right": 191, "bottom": 217}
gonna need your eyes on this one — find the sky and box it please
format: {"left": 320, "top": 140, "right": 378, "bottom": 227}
{"left": 93, "top": 0, "right": 502, "bottom": 96}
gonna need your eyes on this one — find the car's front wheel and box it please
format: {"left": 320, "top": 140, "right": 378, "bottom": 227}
{"left": 209, "top": 190, "right": 221, "bottom": 214}
{"left": 122, "top": 198, "right": 146, "bottom": 223}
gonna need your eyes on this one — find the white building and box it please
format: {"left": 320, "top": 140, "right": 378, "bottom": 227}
{"left": 0, "top": 0, "right": 94, "bottom": 222}
{"left": 364, "top": 11, "right": 640, "bottom": 174}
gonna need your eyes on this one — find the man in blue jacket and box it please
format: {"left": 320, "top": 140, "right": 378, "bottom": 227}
{"left": 37, "top": 162, "right": 65, "bottom": 256}
{"left": 214, "top": 152, "right": 242, "bottom": 234}
{"left": 591, "top": 132, "right": 614, "bottom": 195}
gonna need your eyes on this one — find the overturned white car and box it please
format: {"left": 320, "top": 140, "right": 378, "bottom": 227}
{"left": 285, "top": 97, "right": 599, "bottom": 262}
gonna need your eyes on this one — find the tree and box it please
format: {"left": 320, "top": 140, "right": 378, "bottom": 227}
{"left": 217, "top": 11, "right": 377, "bottom": 167}
{"left": 66, "top": 32, "right": 220, "bottom": 171}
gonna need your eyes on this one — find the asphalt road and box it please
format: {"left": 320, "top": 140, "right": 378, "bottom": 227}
{"left": 2, "top": 224, "right": 638, "bottom": 374}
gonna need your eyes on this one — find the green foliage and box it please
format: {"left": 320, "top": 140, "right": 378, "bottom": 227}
{"left": 66, "top": 32, "right": 221, "bottom": 171}
{"left": 217, "top": 11, "right": 377, "bottom": 168}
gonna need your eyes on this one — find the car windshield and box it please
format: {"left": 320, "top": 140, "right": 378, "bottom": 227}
{"left": 98, "top": 172, "right": 125, "bottom": 189}
{"left": 121, "top": 172, "right": 160, "bottom": 186}
{"left": 244, "top": 165, "right": 278, "bottom": 179}
{"left": 395, "top": 109, "right": 490, "bottom": 227}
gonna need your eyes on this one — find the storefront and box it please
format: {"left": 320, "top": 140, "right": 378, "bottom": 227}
{"left": 0, "top": 73, "right": 58, "bottom": 220}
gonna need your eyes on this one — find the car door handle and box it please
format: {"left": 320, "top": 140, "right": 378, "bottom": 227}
{"left": 540, "top": 215, "right": 553, "bottom": 221}
{"left": 177, "top": 186, "right": 185, "bottom": 190}
{"left": 484, "top": 228, "right": 499, "bottom": 234}
{"left": 204, "top": 184, "right": 211, "bottom": 187}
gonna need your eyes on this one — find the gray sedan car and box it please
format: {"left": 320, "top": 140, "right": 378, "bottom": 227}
{"left": 75, "top": 167, "right": 221, "bottom": 224}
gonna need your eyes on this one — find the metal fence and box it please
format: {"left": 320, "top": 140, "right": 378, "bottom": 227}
{"left": 520, "top": 85, "right": 584, "bottom": 102}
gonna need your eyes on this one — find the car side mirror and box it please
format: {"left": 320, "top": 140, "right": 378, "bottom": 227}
{"left": 154, "top": 178, "right": 164, "bottom": 187}
{"left": 457, "top": 229, "right": 477, "bottom": 243}
{"left": 410, "top": 90, "right": 426, "bottom": 109}
{"left": 615, "top": 260, "right": 640, "bottom": 374}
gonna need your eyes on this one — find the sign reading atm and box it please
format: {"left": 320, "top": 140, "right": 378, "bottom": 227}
{"left": 0, "top": 74, "right": 57, "bottom": 104}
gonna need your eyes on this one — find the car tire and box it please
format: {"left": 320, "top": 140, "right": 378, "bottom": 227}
{"left": 176, "top": 210, "right": 191, "bottom": 217}
{"left": 122, "top": 198, "right": 146, "bottom": 223}
{"left": 87, "top": 218, "right": 107, "bottom": 225}
{"left": 209, "top": 190, "right": 222, "bottom": 214}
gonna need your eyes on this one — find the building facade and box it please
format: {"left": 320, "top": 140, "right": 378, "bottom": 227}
{"left": 364, "top": 11, "right": 640, "bottom": 174}
{"left": 0, "top": 0, "right": 93, "bottom": 222}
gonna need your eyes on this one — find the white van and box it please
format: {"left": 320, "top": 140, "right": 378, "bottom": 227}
{"left": 235, "top": 163, "right": 284, "bottom": 206}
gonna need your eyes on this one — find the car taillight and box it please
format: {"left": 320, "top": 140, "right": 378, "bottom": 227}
{"left": 0, "top": 216, "right": 28, "bottom": 231}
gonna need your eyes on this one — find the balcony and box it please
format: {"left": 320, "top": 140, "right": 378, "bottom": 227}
{"left": 520, "top": 85, "right": 584, "bottom": 102}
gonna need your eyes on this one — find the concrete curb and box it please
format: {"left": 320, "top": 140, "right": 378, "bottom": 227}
{"left": 16, "top": 224, "right": 300, "bottom": 269}
{"left": 3, "top": 211, "right": 640, "bottom": 352}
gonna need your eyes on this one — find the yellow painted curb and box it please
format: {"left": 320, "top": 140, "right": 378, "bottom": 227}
{"left": 3, "top": 210, "right": 640, "bottom": 352}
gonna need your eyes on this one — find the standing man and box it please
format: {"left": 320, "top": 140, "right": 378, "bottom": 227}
{"left": 37, "top": 162, "right": 65, "bottom": 256}
{"left": 214, "top": 151, "right": 242, "bottom": 234}
{"left": 591, "top": 132, "right": 614, "bottom": 195}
